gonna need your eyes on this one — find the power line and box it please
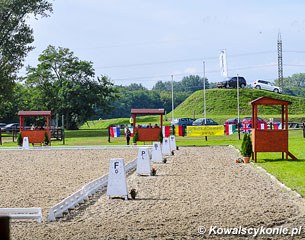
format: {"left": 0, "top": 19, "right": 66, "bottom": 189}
{"left": 112, "top": 63, "right": 278, "bottom": 82}
{"left": 95, "top": 51, "right": 276, "bottom": 70}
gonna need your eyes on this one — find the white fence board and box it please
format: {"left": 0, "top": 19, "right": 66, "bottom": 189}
{"left": 0, "top": 208, "right": 42, "bottom": 223}
{"left": 47, "top": 158, "right": 138, "bottom": 222}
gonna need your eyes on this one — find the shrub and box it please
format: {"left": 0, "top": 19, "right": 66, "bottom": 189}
{"left": 16, "top": 132, "right": 23, "bottom": 146}
{"left": 133, "top": 130, "right": 138, "bottom": 144}
{"left": 159, "top": 129, "right": 163, "bottom": 143}
{"left": 241, "top": 133, "right": 252, "bottom": 157}
{"left": 44, "top": 132, "right": 50, "bottom": 146}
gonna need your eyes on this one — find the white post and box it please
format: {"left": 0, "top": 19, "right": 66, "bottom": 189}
{"left": 237, "top": 74, "right": 240, "bottom": 124}
{"left": 203, "top": 61, "right": 206, "bottom": 124}
{"left": 107, "top": 159, "right": 128, "bottom": 200}
{"left": 171, "top": 74, "right": 174, "bottom": 125}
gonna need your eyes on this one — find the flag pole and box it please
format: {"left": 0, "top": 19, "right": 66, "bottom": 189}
{"left": 171, "top": 74, "right": 174, "bottom": 125}
{"left": 203, "top": 61, "right": 206, "bottom": 123}
{"left": 237, "top": 74, "right": 241, "bottom": 140}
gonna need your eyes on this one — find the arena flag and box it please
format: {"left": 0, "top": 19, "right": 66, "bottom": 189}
{"left": 225, "top": 124, "right": 236, "bottom": 135}
{"left": 175, "top": 125, "right": 183, "bottom": 136}
{"left": 124, "top": 127, "right": 134, "bottom": 137}
{"left": 219, "top": 50, "right": 228, "bottom": 77}
{"left": 110, "top": 127, "right": 120, "bottom": 137}
{"left": 259, "top": 122, "right": 267, "bottom": 130}
{"left": 162, "top": 126, "right": 170, "bottom": 137}
{"left": 273, "top": 122, "right": 282, "bottom": 130}
{"left": 241, "top": 123, "right": 251, "bottom": 133}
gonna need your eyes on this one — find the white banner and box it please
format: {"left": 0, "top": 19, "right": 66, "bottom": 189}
{"left": 219, "top": 50, "right": 228, "bottom": 77}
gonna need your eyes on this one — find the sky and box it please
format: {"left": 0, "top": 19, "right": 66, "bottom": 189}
{"left": 22, "top": 0, "right": 305, "bottom": 89}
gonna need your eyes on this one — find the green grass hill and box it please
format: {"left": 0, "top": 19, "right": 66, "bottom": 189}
{"left": 173, "top": 88, "right": 305, "bottom": 123}
{"left": 81, "top": 88, "right": 305, "bottom": 129}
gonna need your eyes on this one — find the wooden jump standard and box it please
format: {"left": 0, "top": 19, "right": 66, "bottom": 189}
{"left": 131, "top": 108, "right": 164, "bottom": 142}
{"left": 18, "top": 111, "right": 52, "bottom": 145}
{"left": 250, "top": 97, "right": 297, "bottom": 162}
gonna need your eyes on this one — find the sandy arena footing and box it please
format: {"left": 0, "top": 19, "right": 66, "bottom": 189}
{"left": 2, "top": 146, "right": 305, "bottom": 239}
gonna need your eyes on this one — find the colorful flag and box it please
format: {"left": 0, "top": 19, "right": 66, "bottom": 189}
{"left": 124, "top": 127, "right": 134, "bottom": 137}
{"left": 219, "top": 50, "right": 228, "bottom": 77}
{"left": 225, "top": 124, "right": 236, "bottom": 135}
{"left": 110, "top": 127, "right": 120, "bottom": 137}
{"left": 259, "top": 123, "right": 268, "bottom": 130}
{"left": 273, "top": 122, "right": 282, "bottom": 130}
{"left": 162, "top": 126, "right": 170, "bottom": 137}
{"left": 175, "top": 125, "right": 183, "bottom": 136}
{"left": 241, "top": 123, "right": 251, "bottom": 133}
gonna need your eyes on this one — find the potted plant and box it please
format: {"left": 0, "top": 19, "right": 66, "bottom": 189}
{"left": 241, "top": 133, "right": 252, "bottom": 163}
{"left": 130, "top": 188, "right": 137, "bottom": 200}
{"left": 151, "top": 167, "right": 157, "bottom": 176}
{"left": 133, "top": 130, "right": 139, "bottom": 145}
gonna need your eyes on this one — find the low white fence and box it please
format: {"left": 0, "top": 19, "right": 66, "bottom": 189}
{"left": 0, "top": 208, "right": 42, "bottom": 223}
{"left": 47, "top": 158, "right": 138, "bottom": 222}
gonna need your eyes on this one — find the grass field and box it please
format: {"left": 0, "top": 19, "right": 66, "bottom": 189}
{"left": 1, "top": 128, "right": 305, "bottom": 197}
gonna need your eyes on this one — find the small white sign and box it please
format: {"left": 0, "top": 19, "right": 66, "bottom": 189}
{"left": 106, "top": 158, "right": 128, "bottom": 200}
{"left": 162, "top": 137, "right": 171, "bottom": 156}
{"left": 152, "top": 142, "right": 163, "bottom": 163}
{"left": 22, "top": 137, "right": 30, "bottom": 150}
{"left": 169, "top": 135, "right": 177, "bottom": 151}
{"left": 136, "top": 147, "right": 151, "bottom": 175}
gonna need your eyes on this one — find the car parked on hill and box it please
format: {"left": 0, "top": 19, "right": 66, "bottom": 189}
{"left": 253, "top": 80, "right": 282, "bottom": 93}
{"left": 172, "top": 118, "right": 195, "bottom": 127}
{"left": 1, "top": 123, "right": 20, "bottom": 132}
{"left": 192, "top": 118, "right": 219, "bottom": 126}
{"left": 216, "top": 76, "right": 247, "bottom": 89}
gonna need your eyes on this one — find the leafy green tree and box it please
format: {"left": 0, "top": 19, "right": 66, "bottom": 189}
{"left": 153, "top": 81, "right": 171, "bottom": 92}
{"left": 25, "top": 45, "right": 117, "bottom": 129}
{"left": 274, "top": 73, "right": 305, "bottom": 97}
{"left": 275, "top": 73, "right": 305, "bottom": 88}
{"left": 177, "top": 75, "right": 209, "bottom": 92}
{"left": 152, "top": 75, "right": 209, "bottom": 93}
{"left": 125, "top": 83, "right": 147, "bottom": 91}
{"left": 0, "top": 0, "right": 52, "bottom": 117}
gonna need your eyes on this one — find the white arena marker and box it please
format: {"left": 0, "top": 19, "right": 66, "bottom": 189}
{"left": 136, "top": 147, "right": 151, "bottom": 175}
{"left": 169, "top": 135, "right": 177, "bottom": 152}
{"left": 162, "top": 138, "right": 171, "bottom": 156}
{"left": 152, "top": 142, "right": 163, "bottom": 163}
{"left": 22, "top": 137, "right": 30, "bottom": 150}
{"left": 107, "top": 158, "right": 128, "bottom": 200}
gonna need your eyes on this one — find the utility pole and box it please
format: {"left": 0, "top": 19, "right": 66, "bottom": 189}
{"left": 278, "top": 32, "right": 283, "bottom": 88}
{"left": 171, "top": 75, "right": 174, "bottom": 125}
{"left": 203, "top": 61, "right": 207, "bottom": 124}
{"left": 237, "top": 74, "right": 240, "bottom": 124}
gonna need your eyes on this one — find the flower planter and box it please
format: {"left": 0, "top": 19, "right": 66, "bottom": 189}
{"left": 243, "top": 157, "right": 250, "bottom": 164}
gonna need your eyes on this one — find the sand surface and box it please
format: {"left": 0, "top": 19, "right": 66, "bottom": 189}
{"left": 2, "top": 146, "right": 305, "bottom": 239}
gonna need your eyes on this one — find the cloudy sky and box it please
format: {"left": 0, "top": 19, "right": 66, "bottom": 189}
{"left": 23, "top": 0, "right": 305, "bottom": 88}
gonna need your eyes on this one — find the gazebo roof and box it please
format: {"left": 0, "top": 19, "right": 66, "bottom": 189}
{"left": 250, "top": 97, "right": 291, "bottom": 106}
{"left": 131, "top": 108, "right": 165, "bottom": 115}
{"left": 18, "top": 111, "right": 52, "bottom": 117}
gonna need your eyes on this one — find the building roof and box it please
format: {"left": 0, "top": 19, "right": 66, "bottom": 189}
{"left": 18, "top": 111, "right": 52, "bottom": 117}
{"left": 131, "top": 108, "right": 165, "bottom": 115}
{"left": 250, "top": 97, "right": 292, "bottom": 106}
